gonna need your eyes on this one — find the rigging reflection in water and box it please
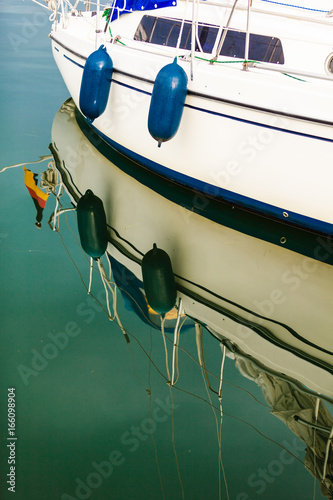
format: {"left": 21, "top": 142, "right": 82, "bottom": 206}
{"left": 27, "top": 98, "right": 332, "bottom": 498}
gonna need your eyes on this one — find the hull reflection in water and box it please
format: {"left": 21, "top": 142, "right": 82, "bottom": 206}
{"left": 49, "top": 98, "right": 333, "bottom": 497}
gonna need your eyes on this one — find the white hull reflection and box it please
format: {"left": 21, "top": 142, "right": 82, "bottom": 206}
{"left": 50, "top": 98, "right": 333, "bottom": 402}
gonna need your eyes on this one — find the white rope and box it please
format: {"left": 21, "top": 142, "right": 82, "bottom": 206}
{"left": 97, "top": 258, "right": 113, "bottom": 319}
{"left": 218, "top": 342, "right": 229, "bottom": 500}
{"left": 195, "top": 321, "right": 215, "bottom": 392}
{"left": 218, "top": 343, "right": 226, "bottom": 400}
{"left": 171, "top": 299, "right": 187, "bottom": 387}
{"left": 195, "top": 325, "right": 229, "bottom": 500}
{"left": 88, "top": 257, "right": 94, "bottom": 294}
{"left": 97, "top": 257, "right": 128, "bottom": 337}
{"left": 107, "top": 253, "right": 112, "bottom": 281}
{"left": 322, "top": 425, "right": 333, "bottom": 483}
{"left": 312, "top": 397, "right": 320, "bottom": 500}
{"left": 32, "top": 0, "right": 52, "bottom": 10}
{"left": 171, "top": 298, "right": 182, "bottom": 386}
{"left": 52, "top": 181, "right": 63, "bottom": 230}
{"left": 161, "top": 315, "right": 171, "bottom": 383}
{"left": 0, "top": 156, "right": 53, "bottom": 174}
{"left": 175, "top": 0, "right": 189, "bottom": 57}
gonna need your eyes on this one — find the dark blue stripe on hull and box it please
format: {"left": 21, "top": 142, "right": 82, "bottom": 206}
{"left": 85, "top": 114, "right": 333, "bottom": 237}
{"left": 73, "top": 107, "right": 333, "bottom": 265}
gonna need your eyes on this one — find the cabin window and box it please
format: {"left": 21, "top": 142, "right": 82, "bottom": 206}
{"left": 134, "top": 16, "right": 284, "bottom": 64}
{"left": 134, "top": 16, "right": 219, "bottom": 54}
{"left": 219, "top": 30, "right": 284, "bottom": 64}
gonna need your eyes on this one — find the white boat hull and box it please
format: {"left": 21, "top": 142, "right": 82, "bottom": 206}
{"left": 50, "top": 7, "right": 333, "bottom": 237}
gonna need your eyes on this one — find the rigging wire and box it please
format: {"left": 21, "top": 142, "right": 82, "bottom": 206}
{"left": 161, "top": 316, "right": 171, "bottom": 384}
{"left": 196, "top": 324, "right": 230, "bottom": 500}
{"left": 218, "top": 343, "right": 230, "bottom": 500}
{"left": 312, "top": 397, "right": 320, "bottom": 500}
{"left": 322, "top": 426, "right": 333, "bottom": 484}
{"left": 147, "top": 328, "right": 166, "bottom": 500}
{"left": 169, "top": 384, "right": 185, "bottom": 500}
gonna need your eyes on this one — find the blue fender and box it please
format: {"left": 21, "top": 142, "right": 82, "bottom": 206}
{"left": 79, "top": 45, "right": 113, "bottom": 121}
{"left": 148, "top": 57, "right": 188, "bottom": 146}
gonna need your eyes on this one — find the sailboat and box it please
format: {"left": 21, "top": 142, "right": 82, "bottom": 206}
{"left": 40, "top": 0, "right": 333, "bottom": 260}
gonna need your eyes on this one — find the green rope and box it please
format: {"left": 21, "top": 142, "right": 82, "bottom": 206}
{"left": 103, "top": 8, "right": 127, "bottom": 46}
{"left": 180, "top": 54, "right": 306, "bottom": 81}
{"left": 282, "top": 72, "right": 306, "bottom": 82}
{"left": 116, "top": 39, "right": 127, "bottom": 46}
{"left": 190, "top": 55, "right": 259, "bottom": 64}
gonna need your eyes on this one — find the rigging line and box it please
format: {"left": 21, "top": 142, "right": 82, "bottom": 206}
{"left": 171, "top": 385, "right": 305, "bottom": 465}
{"left": 107, "top": 251, "right": 112, "bottom": 281}
{"left": 175, "top": 337, "right": 270, "bottom": 408}
{"left": 196, "top": 324, "right": 224, "bottom": 500}
{"left": 117, "top": 322, "right": 306, "bottom": 470}
{"left": 203, "top": 325, "right": 333, "bottom": 407}
{"left": 218, "top": 343, "right": 230, "bottom": 500}
{"left": 146, "top": 328, "right": 166, "bottom": 500}
{"left": 126, "top": 330, "right": 170, "bottom": 383}
{"left": 55, "top": 227, "right": 90, "bottom": 291}
{"left": 97, "top": 258, "right": 113, "bottom": 319}
{"left": 161, "top": 316, "right": 171, "bottom": 383}
{"left": 195, "top": 322, "right": 219, "bottom": 395}
{"left": 322, "top": 426, "right": 333, "bottom": 482}
{"left": 112, "top": 282, "right": 167, "bottom": 330}
{"left": 98, "top": 258, "right": 130, "bottom": 340}
{"left": 169, "top": 385, "right": 185, "bottom": 500}
{"left": 259, "top": 0, "right": 329, "bottom": 13}
{"left": 172, "top": 316, "right": 188, "bottom": 386}
{"left": 52, "top": 181, "right": 64, "bottom": 231}
{"left": 53, "top": 221, "right": 130, "bottom": 340}
{"left": 213, "top": 0, "right": 240, "bottom": 60}
{"left": 313, "top": 398, "right": 320, "bottom": 500}
{"left": 171, "top": 299, "right": 183, "bottom": 387}
{"left": 127, "top": 341, "right": 148, "bottom": 394}
{"left": 55, "top": 226, "right": 122, "bottom": 322}
{"left": 0, "top": 155, "right": 52, "bottom": 174}
{"left": 88, "top": 257, "right": 93, "bottom": 294}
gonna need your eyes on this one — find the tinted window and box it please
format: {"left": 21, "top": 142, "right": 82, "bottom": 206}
{"left": 134, "top": 16, "right": 284, "bottom": 63}
{"left": 219, "top": 30, "right": 284, "bottom": 63}
{"left": 134, "top": 16, "right": 218, "bottom": 54}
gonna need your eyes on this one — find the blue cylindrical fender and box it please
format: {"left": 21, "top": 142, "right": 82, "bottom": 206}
{"left": 141, "top": 243, "right": 177, "bottom": 316}
{"left": 79, "top": 45, "right": 113, "bottom": 121}
{"left": 148, "top": 58, "right": 188, "bottom": 147}
{"left": 77, "top": 189, "right": 108, "bottom": 259}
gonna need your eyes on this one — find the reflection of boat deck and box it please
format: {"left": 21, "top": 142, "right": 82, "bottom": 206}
{"left": 51, "top": 98, "right": 333, "bottom": 399}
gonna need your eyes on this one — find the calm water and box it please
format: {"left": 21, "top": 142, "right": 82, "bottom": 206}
{"left": 0, "top": 1, "right": 329, "bottom": 499}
